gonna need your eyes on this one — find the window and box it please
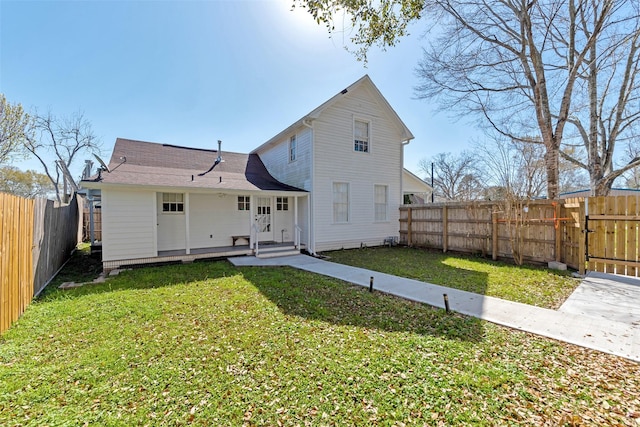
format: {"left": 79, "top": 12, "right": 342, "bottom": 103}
{"left": 374, "top": 185, "right": 388, "bottom": 221}
{"left": 238, "top": 196, "right": 250, "bottom": 211}
{"left": 289, "top": 135, "right": 297, "bottom": 162}
{"left": 162, "top": 193, "right": 184, "bottom": 213}
{"left": 354, "top": 119, "right": 370, "bottom": 153}
{"left": 276, "top": 197, "right": 289, "bottom": 211}
{"left": 333, "top": 182, "right": 349, "bottom": 223}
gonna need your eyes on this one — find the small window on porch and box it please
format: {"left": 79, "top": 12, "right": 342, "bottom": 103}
{"left": 238, "top": 196, "right": 250, "bottom": 211}
{"left": 162, "top": 193, "right": 184, "bottom": 213}
{"left": 276, "top": 197, "right": 289, "bottom": 211}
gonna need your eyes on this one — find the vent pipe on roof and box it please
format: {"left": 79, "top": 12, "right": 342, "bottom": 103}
{"left": 217, "top": 140, "right": 222, "bottom": 162}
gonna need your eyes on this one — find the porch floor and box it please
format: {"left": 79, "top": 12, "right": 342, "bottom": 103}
{"left": 157, "top": 241, "right": 296, "bottom": 257}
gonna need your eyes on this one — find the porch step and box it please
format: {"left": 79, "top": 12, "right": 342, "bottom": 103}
{"left": 256, "top": 245, "right": 300, "bottom": 259}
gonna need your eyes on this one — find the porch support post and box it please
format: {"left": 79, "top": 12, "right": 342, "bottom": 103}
{"left": 249, "top": 194, "right": 255, "bottom": 253}
{"left": 185, "top": 192, "right": 190, "bottom": 255}
{"left": 294, "top": 196, "right": 299, "bottom": 249}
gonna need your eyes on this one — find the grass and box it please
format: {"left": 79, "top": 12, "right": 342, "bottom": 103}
{"left": 1, "top": 249, "right": 639, "bottom": 426}
{"left": 323, "top": 246, "right": 580, "bottom": 309}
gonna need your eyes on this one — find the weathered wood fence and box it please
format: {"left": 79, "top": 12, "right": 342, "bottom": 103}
{"left": 1, "top": 192, "right": 81, "bottom": 334}
{"left": 83, "top": 205, "right": 102, "bottom": 241}
{"left": 400, "top": 198, "right": 585, "bottom": 271}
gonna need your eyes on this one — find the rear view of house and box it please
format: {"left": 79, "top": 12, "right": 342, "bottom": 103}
{"left": 82, "top": 75, "right": 415, "bottom": 271}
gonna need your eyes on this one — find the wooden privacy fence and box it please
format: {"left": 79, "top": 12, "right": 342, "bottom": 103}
{"left": 585, "top": 196, "right": 640, "bottom": 276}
{"left": 1, "top": 192, "right": 81, "bottom": 334}
{"left": 400, "top": 198, "right": 585, "bottom": 271}
{"left": 83, "top": 205, "right": 102, "bottom": 241}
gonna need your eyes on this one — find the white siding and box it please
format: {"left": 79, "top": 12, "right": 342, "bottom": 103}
{"left": 102, "top": 189, "right": 156, "bottom": 261}
{"left": 273, "top": 196, "right": 295, "bottom": 242}
{"left": 312, "top": 84, "right": 404, "bottom": 251}
{"left": 258, "top": 127, "right": 313, "bottom": 191}
{"left": 189, "top": 193, "right": 250, "bottom": 248}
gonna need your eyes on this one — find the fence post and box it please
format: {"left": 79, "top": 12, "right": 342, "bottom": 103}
{"left": 407, "top": 207, "right": 412, "bottom": 247}
{"left": 555, "top": 201, "right": 561, "bottom": 262}
{"left": 442, "top": 205, "right": 448, "bottom": 253}
{"left": 578, "top": 199, "right": 586, "bottom": 275}
{"left": 492, "top": 208, "right": 498, "bottom": 261}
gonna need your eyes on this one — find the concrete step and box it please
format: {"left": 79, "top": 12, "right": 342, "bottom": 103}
{"left": 257, "top": 244, "right": 296, "bottom": 253}
{"left": 256, "top": 248, "right": 300, "bottom": 259}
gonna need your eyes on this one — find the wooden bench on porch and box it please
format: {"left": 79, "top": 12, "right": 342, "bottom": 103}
{"left": 231, "top": 235, "right": 250, "bottom": 246}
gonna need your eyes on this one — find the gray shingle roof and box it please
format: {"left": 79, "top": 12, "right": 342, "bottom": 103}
{"left": 82, "top": 138, "right": 305, "bottom": 193}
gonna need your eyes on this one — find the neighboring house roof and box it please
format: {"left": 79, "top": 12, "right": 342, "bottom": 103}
{"left": 81, "top": 138, "right": 306, "bottom": 193}
{"left": 559, "top": 188, "right": 640, "bottom": 198}
{"left": 403, "top": 169, "right": 432, "bottom": 194}
{"left": 251, "top": 74, "right": 415, "bottom": 154}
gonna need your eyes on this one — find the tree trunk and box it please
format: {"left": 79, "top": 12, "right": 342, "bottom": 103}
{"left": 544, "top": 148, "right": 560, "bottom": 199}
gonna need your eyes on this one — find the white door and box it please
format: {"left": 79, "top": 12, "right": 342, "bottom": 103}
{"left": 157, "top": 193, "right": 186, "bottom": 251}
{"left": 255, "top": 197, "right": 273, "bottom": 242}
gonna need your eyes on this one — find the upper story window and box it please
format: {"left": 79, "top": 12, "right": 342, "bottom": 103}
{"left": 354, "top": 119, "right": 370, "bottom": 153}
{"left": 162, "top": 193, "right": 184, "bottom": 213}
{"left": 289, "top": 135, "right": 297, "bottom": 162}
{"left": 238, "top": 196, "right": 250, "bottom": 211}
{"left": 276, "top": 197, "right": 289, "bottom": 211}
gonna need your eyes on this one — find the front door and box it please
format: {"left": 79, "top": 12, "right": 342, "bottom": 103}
{"left": 255, "top": 196, "right": 273, "bottom": 242}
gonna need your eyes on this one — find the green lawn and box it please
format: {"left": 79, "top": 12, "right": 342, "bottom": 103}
{"left": 1, "top": 250, "right": 638, "bottom": 426}
{"left": 324, "top": 247, "right": 580, "bottom": 309}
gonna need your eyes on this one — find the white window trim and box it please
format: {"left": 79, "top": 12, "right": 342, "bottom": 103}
{"left": 276, "top": 196, "right": 289, "bottom": 211}
{"left": 237, "top": 195, "right": 251, "bottom": 211}
{"left": 289, "top": 135, "right": 297, "bottom": 162}
{"left": 332, "top": 181, "right": 350, "bottom": 224}
{"left": 161, "top": 192, "right": 185, "bottom": 214}
{"left": 353, "top": 117, "right": 372, "bottom": 154}
{"left": 373, "top": 184, "right": 389, "bottom": 222}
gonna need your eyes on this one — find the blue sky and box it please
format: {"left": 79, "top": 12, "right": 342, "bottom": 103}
{"left": 1, "top": 0, "right": 479, "bottom": 180}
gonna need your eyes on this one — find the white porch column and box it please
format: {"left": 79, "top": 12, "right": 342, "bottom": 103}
{"left": 185, "top": 192, "right": 190, "bottom": 255}
{"left": 294, "top": 196, "right": 299, "bottom": 248}
{"left": 249, "top": 194, "right": 255, "bottom": 251}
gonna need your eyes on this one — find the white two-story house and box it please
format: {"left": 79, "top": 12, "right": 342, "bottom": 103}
{"left": 82, "top": 75, "right": 418, "bottom": 271}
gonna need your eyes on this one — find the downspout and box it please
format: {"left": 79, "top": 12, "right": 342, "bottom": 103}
{"left": 303, "top": 117, "right": 316, "bottom": 255}
{"left": 401, "top": 139, "right": 411, "bottom": 205}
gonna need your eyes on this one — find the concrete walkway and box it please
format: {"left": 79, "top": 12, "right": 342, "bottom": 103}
{"left": 229, "top": 254, "right": 640, "bottom": 362}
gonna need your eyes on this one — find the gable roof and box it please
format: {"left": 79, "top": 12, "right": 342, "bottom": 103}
{"left": 81, "top": 138, "right": 306, "bottom": 193}
{"left": 403, "top": 169, "right": 432, "bottom": 194}
{"left": 251, "top": 75, "right": 414, "bottom": 154}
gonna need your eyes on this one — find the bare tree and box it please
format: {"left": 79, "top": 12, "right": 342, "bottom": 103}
{"left": 620, "top": 144, "right": 640, "bottom": 189}
{"left": 297, "top": 0, "right": 640, "bottom": 197}
{"left": 415, "top": 0, "right": 640, "bottom": 198}
{"left": 474, "top": 136, "right": 546, "bottom": 199}
{"left": 24, "top": 110, "right": 100, "bottom": 203}
{"left": 0, "top": 94, "right": 29, "bottom": 165}
{"left": 418, "top": 151, "right": 484, "bottom": 201}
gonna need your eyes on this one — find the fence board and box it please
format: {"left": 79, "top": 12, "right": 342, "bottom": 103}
{"left": 628, "top": 197, "right": 638, "bottom": 276}
{"left": 401, "top": 200, "right": 564, "bottom": 265}
{"left": 1, "top": 192, "right": 80, "bottom": 334}
{"left": 614, "top": 196, "right": 627, "bottom": 275}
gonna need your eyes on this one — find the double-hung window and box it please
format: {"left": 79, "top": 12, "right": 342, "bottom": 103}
{"left": 162, "top": 193, "right": 184, "bottom": 213}
{"left": 333, "top": 182, "right": 349, "bottom": 223}
{"left": 354, "top": 119, "right": 370, "bottom": 153}
{"left": 374, "top": 185, "right": 388, "bottom": 221}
